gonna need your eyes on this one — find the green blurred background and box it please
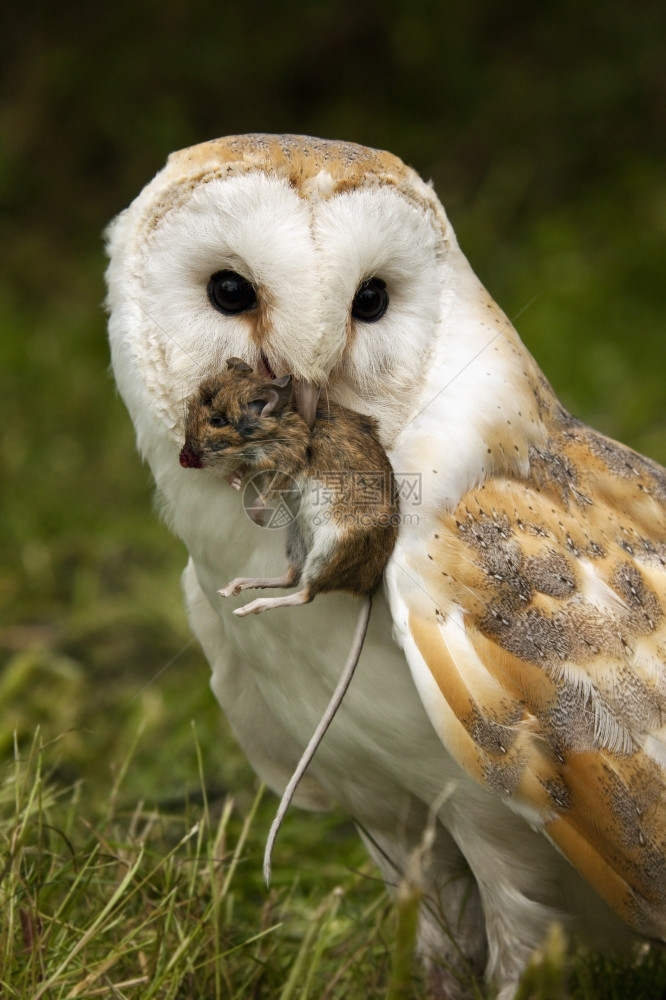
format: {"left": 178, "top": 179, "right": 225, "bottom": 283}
{"left": 1, "top": 0, "right": 665, "bottom": 801}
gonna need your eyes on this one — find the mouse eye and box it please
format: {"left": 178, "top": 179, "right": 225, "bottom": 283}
{"left": 207, "top": 270, "right": 257, "bottom": 314}
{"left": 209, "top": 415, "right": 228, "bottom": 428}
{"left": 351, "top": 277, "right": 388, "bottom": 322}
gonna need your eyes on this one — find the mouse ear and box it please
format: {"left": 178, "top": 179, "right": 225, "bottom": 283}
{"left": 226, "top": 357, "right": 254, "bottom": 373}
{"left": 258, "top": 376, "right": 293, "bottom": 417}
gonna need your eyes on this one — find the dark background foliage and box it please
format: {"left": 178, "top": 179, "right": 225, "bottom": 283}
{"left": 4, "top": 1, "right": 665, "bottom": 268}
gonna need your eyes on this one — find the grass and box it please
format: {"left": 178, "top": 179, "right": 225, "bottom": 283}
{"left": 1, "top": 163, "right": 665, "bottom": 996}
{"left": 3, "top": 736, "right": 666, "bottom": 1000}
{"left": 0, "top": 730, "right": 400, "bottom": 999}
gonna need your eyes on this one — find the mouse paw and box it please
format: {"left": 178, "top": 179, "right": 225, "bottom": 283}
{"left": 234, "top": 590, "right": 311, "bottom": 616}
{"left": 218, "top": 578, "right": 250, "bottom": 597}
{"left": 233, "top": 598, "right": 274, "bottom": 616}
{"left": 226, "top": 463, "right": 248, "bottom": 491}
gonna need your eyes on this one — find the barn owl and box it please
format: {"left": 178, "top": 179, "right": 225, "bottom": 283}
{"left": 105, "top": 134, "right": 666, "bottom": 999}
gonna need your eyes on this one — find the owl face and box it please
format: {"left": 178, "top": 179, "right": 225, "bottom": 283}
{"left": 105, "top": 135, "right": 454, "bottom": 450}
{"left": 107, "top": 133, "right": 546, "bottom": 532}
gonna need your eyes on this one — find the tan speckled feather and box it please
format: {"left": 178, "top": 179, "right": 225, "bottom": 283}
{"left": 404, "top": 400, "right": 666, "bottom": 938}
{"left": 165, "top": 133, "right": 414, "bottom": 192}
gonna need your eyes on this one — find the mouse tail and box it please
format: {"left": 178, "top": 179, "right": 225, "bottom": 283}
{"left": 263, "top": 595, "right": 372, "bottom": 885}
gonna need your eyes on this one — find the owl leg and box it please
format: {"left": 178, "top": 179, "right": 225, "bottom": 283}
{"left": 357, "top": 817, "right": 487, "bottom": 1000}
{"left": 218, "top": 564, "right": 299, "bottom": 597}
{"left": 233, "top": 587, "right": 312, "bottom": 617}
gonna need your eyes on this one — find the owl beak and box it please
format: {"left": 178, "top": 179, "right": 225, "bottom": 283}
{"left": 293, "top": 381, "right": 321, "bottom": 429}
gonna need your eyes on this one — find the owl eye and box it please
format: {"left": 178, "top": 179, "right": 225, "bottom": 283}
{"left": 209, "top": 414, "right": 228, "bottom": 428}
{"left": 207, "top": 270, "right": 257, "bottom": 314}
{"left": 352, "top": 277, "right": 389, "bottom": 322}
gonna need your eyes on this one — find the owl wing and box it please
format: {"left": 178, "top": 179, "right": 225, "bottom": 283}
{"left": 388, "top": 419, "right": 666, "bottom": 939}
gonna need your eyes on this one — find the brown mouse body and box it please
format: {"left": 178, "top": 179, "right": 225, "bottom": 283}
{"left": 180, "top": 358, "right": 400, "bottom": 879}
{"left": 180, "top": 357, "right": 399, "bottom": 614}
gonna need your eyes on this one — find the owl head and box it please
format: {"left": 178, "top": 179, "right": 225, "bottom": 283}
{"left": 106, "top": 134, "right": 543, "bottom": 513}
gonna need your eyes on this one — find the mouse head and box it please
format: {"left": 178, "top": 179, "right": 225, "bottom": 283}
{"left": 180, "top": 358, "right": 302, "bottom": 470}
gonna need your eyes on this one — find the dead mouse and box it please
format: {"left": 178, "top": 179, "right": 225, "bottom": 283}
{"left": 180, "top": 357, "right": 399, "bottom": 880}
